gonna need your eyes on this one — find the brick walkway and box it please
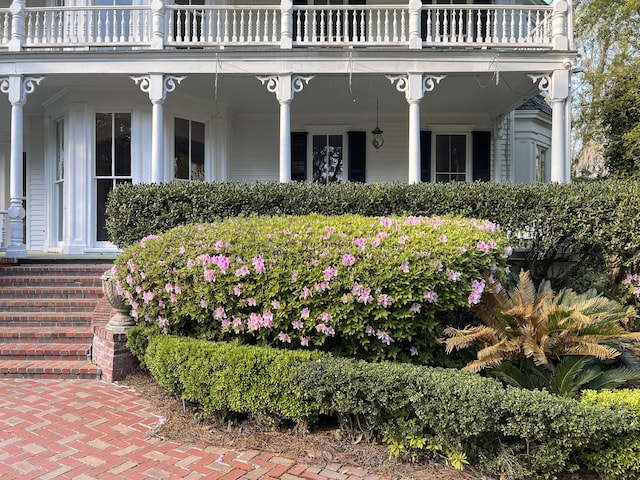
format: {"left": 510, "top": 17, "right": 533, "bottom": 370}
{"left": 0, "top": 379, "right": 381, "bottom": 480}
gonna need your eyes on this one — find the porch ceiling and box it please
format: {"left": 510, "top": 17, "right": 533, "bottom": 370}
{"left": 2, "top": 71, "right": 541, "bottom": 122}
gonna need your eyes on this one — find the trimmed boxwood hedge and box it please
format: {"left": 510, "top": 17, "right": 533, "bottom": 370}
{"left": 142, "top": 336, "right": 637, "bottom": 479}
{"left": 107, "top": 180, "right": 640, "bottom": 292}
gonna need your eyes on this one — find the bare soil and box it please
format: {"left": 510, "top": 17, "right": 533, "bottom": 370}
{"left": 120, "top": 371, "right": 488, "bottom": 480}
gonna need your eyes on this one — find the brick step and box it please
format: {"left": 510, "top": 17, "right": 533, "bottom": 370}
{"left": 0, "top": 264, "right": 110, "bottom": 276}
{"left": 0, "top": 286, "right": 104, "bottom": 298}
{"left": 0, "top": 360, "right": 101, "bottom": 379}
{"left": 0, "top": 298, "right": 103, "bottom": 312}
{"left": 0, "top": 276, "right": 104, "bottom": 288}
{"left": 0, "top": 312, "right": 93, "bottom": 327}
{"left": 0, "top": 343, "right": 91, "bottom": 361}
{"left": 0, "top": 327, "right": 93, "bottom": 344}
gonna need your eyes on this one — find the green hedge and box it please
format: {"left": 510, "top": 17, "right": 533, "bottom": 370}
{"left": 145, "top": 335, "right": 327, "bottom": 421}
{"left": 106, "top": 180, "right": 640, "bottom": 291}
{"left": 579, "top": 389, "right": 640, "bottom": 479}
{"left": 292, "top": 357, "right": 636, "bottom": 479}
{"left": 114, "top": 214, "right": 509, "bottom": 363}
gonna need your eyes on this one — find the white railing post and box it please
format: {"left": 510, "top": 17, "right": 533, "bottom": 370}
{"left": 8, "top": 0, "right": 25, "bottom": 51}
{"left": 552, "top": 0, "right": 569, "bottom": 50}
{"left": 151, "top": 0, "right": 165, "bottom": 49}
{"left": 408, "top": 0, "right": 421, "bottom": 48}
{"left": 281, "top": 0, "right": 293, "bottom": 48}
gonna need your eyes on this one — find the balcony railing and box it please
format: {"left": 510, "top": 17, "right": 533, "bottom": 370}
{"left": 0, "top": 1, "right": 569, "bottom": 52}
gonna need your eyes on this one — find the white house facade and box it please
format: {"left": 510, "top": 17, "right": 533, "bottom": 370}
{"left": 0, "top": 0, "right": 579, "bottom": 257}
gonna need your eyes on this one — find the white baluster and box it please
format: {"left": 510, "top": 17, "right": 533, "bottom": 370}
{"left": 223, "top": 10, "right": 229, "bottom": 43}
{"left": 510, "top": 9, "right": 516, "bottom": 43}
{"left": 231, "top": 10, "right": 237, "bottom": 43}
{"left": 319, "top": 10, "right": 325, "bottom": 42}
{"left": 206, "top": 10, "right": 212, "bottom": 43}
{"left": 120, "top": 9, "right": 126, "bottom": 43}
{"left": 367, "top": 9, "right": 372, "bottom": 42}
{"left": 311, "top": 10, "right": 317, "bottom": 42}
{"left": 26, "top": 12, "right": 33, "bottom": 45}
{"left": 491, "top": 9, "right": 498, "bottom": 43}
{"left": 382, "top": 10, "right": 388, "bottom": 42}
{"left": 104, "top": 10, "right": 110, "bottom": 42}
{"left": 466, "top": 7, "right": 472, "bottom": 43}
{"left": 240, "top": 10, "right": 245, "bottom": 43}
{"left": 501, "top": 8, "right": 507, "bottom": 43}
{"left": 450, "top": 8, "right": 457, "bottom": 42}
{"left": 215, "top": 10, "right": 221, "bottom": 43}
{"left": 392, "top": 10, "right": 398, "bottom": 42}
{"left": 374, "top": 9, "right": 380, "bottom": 42}
{"left": 248, "top": 9, "right": 254, "bottom": 43}
{"left": 458, "top": 8, "right": 464, "bottom": 43}
{"left": 272, "top": 9, "right": 278, "bottom": 42}
{"left": 475, "top": 7, "right": 482, "bottom": 43}
{"left": 192, "top": 8, "right": 198, "bottom": 42}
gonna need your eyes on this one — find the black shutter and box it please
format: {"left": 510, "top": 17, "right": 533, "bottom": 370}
{"left": 348, "top": 131, "right": 366, "bottom": 183}
{"left": 472, "top": 131, "right": 491, "bottom": 182}
{"left": 420, "top": 130, "right": 431, "bottom": 182}
{"left": 291, "top": 131, "right": 308, "bottom": 181}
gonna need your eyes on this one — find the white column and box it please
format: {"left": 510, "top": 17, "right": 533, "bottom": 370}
{"left": 257, "top": 74, "right": 314, "bottom": 183}
{"left": 387, "top": 73, "right": 445, "bottom": 183}
{"left": 131, "top": 74, "right": 186, "bottom": 183}
{"left": 0, "top": 75, "right": 43, "bottom": 258}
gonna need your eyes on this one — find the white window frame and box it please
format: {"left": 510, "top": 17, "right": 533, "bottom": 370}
{"left": 429, "top": 127, "right": 472, "bottom": 183}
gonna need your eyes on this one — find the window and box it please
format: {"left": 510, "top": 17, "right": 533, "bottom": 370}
{"left": 435, "top": 134, "right": 467, "bottom": 182}
{"left": 55, "top": 119, "right": 64, "bottom": 243}
{"left": 535, "top": 145, "right": 547, "bottom": 183}
{"left": 312, "top": 134, "right": 344, "bottom": 183}
{"left": 174, "top": 118, "right": 205, "bottom": 181}
{"left": 95, "top": 112, "right": 132, "bottom": 242}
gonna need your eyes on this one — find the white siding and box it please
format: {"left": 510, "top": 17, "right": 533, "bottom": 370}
{"left": 25, "top": 116, "right": 46, "bottom": 251}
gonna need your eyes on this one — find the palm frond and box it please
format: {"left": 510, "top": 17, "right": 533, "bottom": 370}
{"left": 548, "top": 356, "right": 600, "bottom": 398}
{"left": 584, "top": 366, "right": 640, "bottom": 391}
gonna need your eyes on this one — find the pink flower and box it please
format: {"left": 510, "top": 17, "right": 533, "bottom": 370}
{"left": 179, "top": 246, "right": 186, "bottom": 254}
{"left": 142, "top": 291, "right": 154, "bottom": 303}
{"left": 221, "top": 319, "right": 231, "bottom": 328}
{"left": 439, "top": 234, "right": 448, "bottom": 243}
{"left": 300, "top": 287, "right": 313, "bottom": 300}
{"left": 468, "top": 279, "right": 486, "bottom": 305}
{"left": 200, "top": 299, "right": 208, "bottom": 308}
{"left": 252, "top": 256, "right": 266, "bottom": 274}
{"left": 213, "top": 255, "right": 230, "bottom": 274}
{"left": 247, "top": 297, "right": 257, "bottom": 307}
{"left": 377, "top": 294, "right": 393, "bottom": 308}
{"left": 278, "top": 332, "right": 291, "bottom": 343}
{"left": 158, "top": 300, "right": 165, "bottom": 308}
{"left": 315, "top": 281, "right": 329, "bottom": 292}
{"left": 204, "top": 269, "right": 216, "bottom": 282}
{"left": 458, "top": 246, "right": 467, "bottom": 254}
{"left": 409, "top": 302, "right": 421, "bottom": 313}
{"left": 235, "top": 266, "right": 250, "bottom": 277}
{"left": 376, "top": 330, "right": 394, "bottom": 345}
{"left": 291, "top": 270, "right": 299, "bottom": 282}
{"left": 342, "top": 254, "right": 355, "bottom": 267}
{"left": 447, "top": 271, "right": 461, "bottom": 281}
{"left": 400, "top": 261, "right": 410, "bottom": 273}
{"left": 380, "top": 217, "right": 393, "bottom": 228}
{"left": 319, "top": 312, "right": 333, "bottom": 323}
{"left": 300, "top": 337, "right": 309, "bottom": 347}
{"left": 504, "top": 246, "right": 513, "bottom": 257}
{"left": 248, "top": 313, "right": 262, "bottom": 330}
{"left": 423, "top": 290, "right": 438, "bottom": 303}
{"left": 292, "top": 320, "right": 304, "bottom": 330}
{"left": 398, "top": 235, "right": 408, "bottom": 244}
{"left": 187, "top": 259, "right": 196, "bottom": 268}
{"left": 126, "top": 274, "right": 134, "bottom": 286}
{"left": 410, "top": 346, "right": 419, "bottom": 356}
{"left": 174, "top": 285, "right": 181, "bottom": 295}
{"left": 301, "top": 308, "right": 310, "bottom": 319}
{"left": 157, "top": 317, "right": 168, "bottom": 328}
{"left": 214, "top": 307, "right": 226, "bottom": 319}
{"left": 135, "top": 285, "right": 142, "bottom": 294}
{"left": 365, "top": 324, "right": 375, "bottom": 336}
{"left": 262, "top": 311, "right": 273, "bottom": 327}
{"left": 170, "top": 293, "right": 177, "bottom": 302}
{"left": 214, "top": 240, "right": 224, "bottom": 251}
{"left": 165, "top": 283, "right": 173, "bottom": 293}
{"left": 271, "top": 300, "right": 281, "bottom": 309}
{"left": 476, "top": 241, "right": 489, "bottom": 253}
{"left": 233, "top": 285, "right": 243, "bottom": 296}
{"left": 358, "top": 288, "right": 374, "bottom": 304}
{"left": 323, "top": 267, "right": 338, "bottom": 282}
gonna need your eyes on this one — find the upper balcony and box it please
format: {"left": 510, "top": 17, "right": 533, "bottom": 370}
{"left": 0, "top": 1, "right": 572, "bottom": 53}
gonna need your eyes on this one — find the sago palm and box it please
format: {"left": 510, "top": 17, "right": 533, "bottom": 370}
{"left": 443, "top": 270, "right": 640, "bottom": 374}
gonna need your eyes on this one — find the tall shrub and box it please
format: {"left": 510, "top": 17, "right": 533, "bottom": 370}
{"left": 114, "top": 214, "right": 510, "bottom": 363}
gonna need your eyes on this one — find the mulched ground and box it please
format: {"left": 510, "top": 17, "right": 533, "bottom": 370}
{"left": 119, "top": 371, "right": 490, "bottom": 480}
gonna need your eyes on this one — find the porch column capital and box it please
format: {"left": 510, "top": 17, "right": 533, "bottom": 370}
{"left": 131, "top": 73, "right": 186, "bottom": 104}
{"left": 0, "top": 75, "right": 44, "bottom": 107}
{"left": 257, "top": 73, "right": 314, "bottom": 104}
{"left": 386, "top": 73, "right": 445, "bottom": 103}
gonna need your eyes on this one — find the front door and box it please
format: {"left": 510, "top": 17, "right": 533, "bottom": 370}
{"left": 312, "top": 134, "right": 344, "bottom": 183}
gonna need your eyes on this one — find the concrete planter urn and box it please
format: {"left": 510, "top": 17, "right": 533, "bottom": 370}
{"left": 101, "top": 269, "right": 135, "bottom": 329}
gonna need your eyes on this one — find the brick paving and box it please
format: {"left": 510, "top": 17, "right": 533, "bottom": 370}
{"left": 0, "top": 379, "right": 383, "bottom": 480}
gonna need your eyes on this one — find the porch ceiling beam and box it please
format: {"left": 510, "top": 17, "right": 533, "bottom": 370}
{"left": 0, "top": 51, "right": 578, "bottom": 77}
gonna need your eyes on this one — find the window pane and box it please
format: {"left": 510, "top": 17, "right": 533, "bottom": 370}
{"left": 95, "top": 113, "right": 112, "bottom": 176}
{"left": 191, "top": 120, "right": 205, "bottom": 181}
{"left": 435, "top": 135, "right": 449, "bottom": 172}
{"left": 327, "top": 135, "right": 343, "bottom": 183}
{"left": 312, "top": 135, "right": 327, "bottom": 183}
{"left": 450, "top": 134, "right": 466, "bottom": 173}
{"left": 114, "top": 113, "right": 131, "bottom": 176}
{"left": 175, "top": 118, "right": 190, "bottom": 180}
{"left": 96, "top": 179, "right": 113, "bottom": 242}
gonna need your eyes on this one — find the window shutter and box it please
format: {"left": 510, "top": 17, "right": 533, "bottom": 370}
{"left": 420, "top": 130, "right": 431, "bottom": 182}
{"left": 472, "top": 131, "right": 491, "bottom": 182}
{"left": 348, "top": 131, "right": 366, "bottom": 183}
{"left": 291, "top": 131, "right": 308, "bottom": 181}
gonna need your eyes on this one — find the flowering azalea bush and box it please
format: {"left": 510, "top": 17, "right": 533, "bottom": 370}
{"left": 114, "top": 214, "right": 511, "bottom": 363}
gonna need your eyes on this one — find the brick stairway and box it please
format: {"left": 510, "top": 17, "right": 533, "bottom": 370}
{"left": 0, "top": 261, "right": 112, "bottom": 379}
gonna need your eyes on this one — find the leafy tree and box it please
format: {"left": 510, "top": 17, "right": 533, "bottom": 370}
{"left": 599, "top": 60, "right": 640, "bottom": 177}
{"left": 572, "top": 0, "right": 640, "bottom": 176}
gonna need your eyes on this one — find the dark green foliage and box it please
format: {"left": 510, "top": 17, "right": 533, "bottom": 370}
{"left": 125, "top": 323, "right": 162, "bottom": 370}
{"left": 107, "top": 180, "right": 640, "bottom": 292}
{"left": 144, "top": 335, "right": 327, "bottom": 421}
{"left": 292, "top": 356, "right": 636, "bottom": 479}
